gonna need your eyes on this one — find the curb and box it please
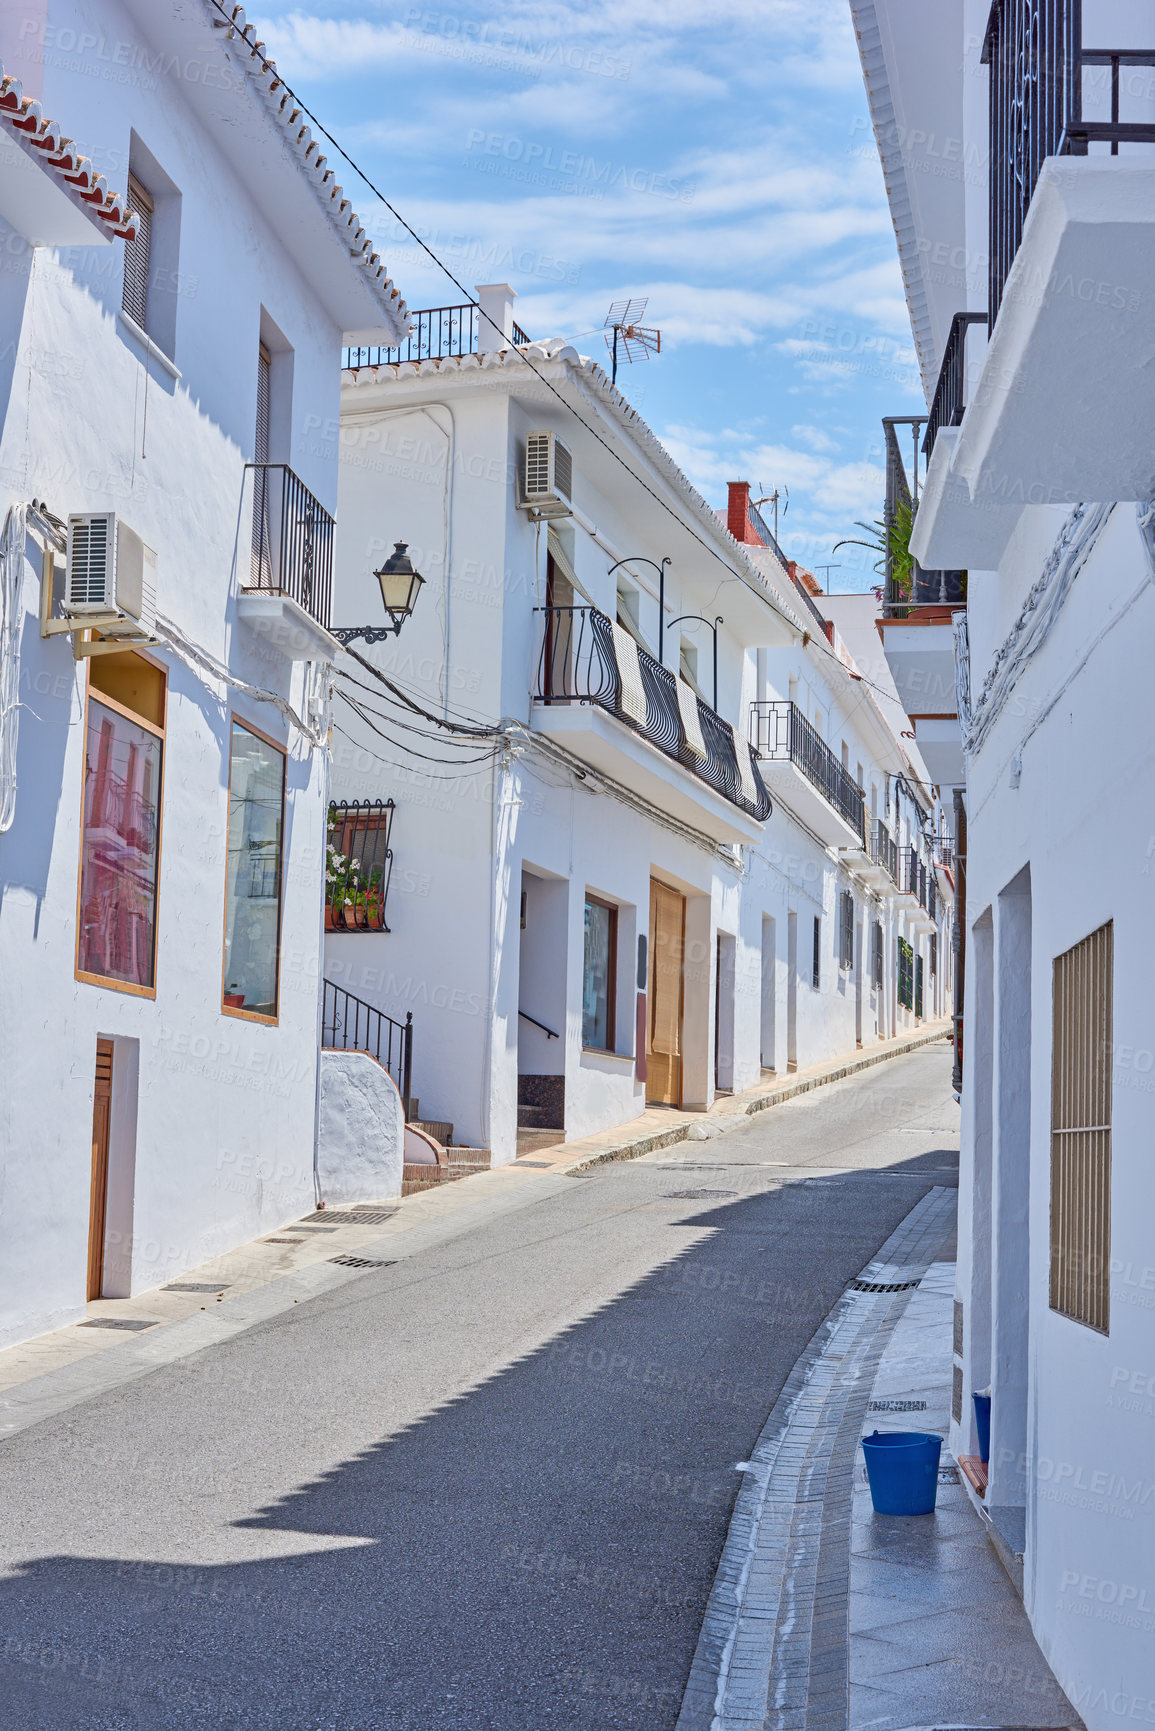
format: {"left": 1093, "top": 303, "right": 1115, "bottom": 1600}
{"left": 563, "top": 1022, "right": 951, "bottom": 1175}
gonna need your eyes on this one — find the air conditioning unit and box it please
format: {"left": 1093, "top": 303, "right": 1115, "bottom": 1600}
{"left": 523, "top": 431, "right": 573, "bottom": 517}
{"left": 65, "top": 514, "right": 157, "bottom": 636}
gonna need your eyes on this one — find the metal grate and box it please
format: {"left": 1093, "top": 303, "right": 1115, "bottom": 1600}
{"left": 868, "top": 1399, "right": 927, "bottom": 1412}
{"left": 79, "top": 1316, "right": 158, "bottom": 1330}
{"left": 329, "top": 1255, "right": 395, "bottom": 1269}
{"left": 163, "top": 1282, "right": 230, "bottom": 1293}
{"left": 326, "top": 801, "right": 395, "bottom": 933}
{"left": 852, "top": 1278, "right": 921, "bottom": 1294}
{"left": 1050, "top": 920, "right": 1113, "bottom": 1334}
{"left": 264, "top": 1237, "right": 302, "bottom": 1244}
{"left": 303, "top": 1207, "right": 398, "bottom": 1225}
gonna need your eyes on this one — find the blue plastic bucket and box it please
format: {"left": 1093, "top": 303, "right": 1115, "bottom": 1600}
{"left": 973, "top": 1393, "right": 991, "bottom": 1464}
{"left": 862, "top": 1430, "right": 942, "bottom": 1515}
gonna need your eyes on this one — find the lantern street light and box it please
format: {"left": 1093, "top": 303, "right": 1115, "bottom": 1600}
{"left": 331, "top": 542, "right": 426, "bottom": 645}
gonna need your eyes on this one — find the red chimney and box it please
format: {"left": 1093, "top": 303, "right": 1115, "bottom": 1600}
{"left": 727, "top": 481, "right": 761, "bottom": 546}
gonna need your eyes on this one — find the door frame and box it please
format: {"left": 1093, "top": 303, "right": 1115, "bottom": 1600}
{"left": 647, "top": 878, "right": 685, "bottom": 1106}
{"left": 87, "top": 1038, "right": 114, "bottom": 1301}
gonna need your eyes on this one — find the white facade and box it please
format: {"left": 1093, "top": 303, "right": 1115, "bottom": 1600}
{"left": 853, "top": 0, "right": 1155, "bottom": 1717}
{"left": 0, "top": 4, "right": 409, "bottom": 1348}
{"left": 325, "top": 301, "right": 951, "bottom": 1166}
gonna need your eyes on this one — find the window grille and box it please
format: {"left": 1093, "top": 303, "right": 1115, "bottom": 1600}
{"left": 1050, "top": 921, "right": 1113, "bottom": 1334}
{"left": 914, "top": 953, "right": 924, "bottom": 1019}
{"left": 871, "top": 921, "right": 883, "bottom": 990}
{"left": 930, "top": 931, "right": 937, "bottom": 977}
{"left": 838, "top": 891, "right": 854, "bottom": 971}
{"left": 812, "top": 915, "right": 821, "bottom": 990}
{"left": 897, "top": 937, "right": 914, "bottom": 1010}
{"left": 122, "top": 174, "right": 153, "bottom": 328}
{"left": 326, "top": 801, "right": 395, "bottom": 933}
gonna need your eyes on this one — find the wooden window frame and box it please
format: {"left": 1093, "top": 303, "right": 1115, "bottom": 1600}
{"left": 221, "top": 713, "right": 287, "bottom": 1027}
{"left": 583, "top": 893, "right": 618, "bottom": 1054}
{"left": 122, "top": 173, "right": 153, "bottom": 330}
{"left": 75, "top": 651, "right": 167, "bottom": 999}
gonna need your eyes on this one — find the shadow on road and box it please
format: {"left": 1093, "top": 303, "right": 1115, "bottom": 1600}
{"left": 1, "top": 1152, "right": 956, "bottom": 1731}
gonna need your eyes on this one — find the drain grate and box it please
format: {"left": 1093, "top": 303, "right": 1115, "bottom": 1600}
{"left": 329, "top": 1254, "right": 395, "bottom": 1270}
{"left": 852, "top": 1277, "right": 922, "bottom": 1294}
{"left": 264, "top": 1237, "right": 302, "bottom": 1245}
{"left": 79, "top": 1317, "right": 158, "bottom": 1331}
{"left": 514, "top": 1160, "right": 552, "bottom": 1168}
{"left": 163, "top": 1283, "right": 230, "bottom": 1294}
{"left": 664, "top": 1188, "right": 739, "bottom": 1200}
{"left": 304, "top": 1207, "right": 399, "bottom": 1225}
{"left": 284, "top": 1225, "right": 338, "bottom": 1233}
{"left": 868, "top": 1399, "right": 928, "bottom": 1412}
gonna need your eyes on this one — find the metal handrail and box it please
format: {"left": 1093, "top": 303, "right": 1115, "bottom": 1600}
{"left": 343, "top": 304, "right": 531, "bottom": 369}
{"left": 245, "top": 463, "right": 333, "bottom": 629}
{"left": 519, "top": 1009, "right": 559, "bottom": 1040}
{"left": 923, "top": 312, "right": 987, "bottom": 457}
{"left": 870, "top": 819, "right": 898, "bottom": 885}
{"left": 533, "top": 604, "right": 772, "bottom": 822}
{"left": 322, "top": 979, "right": 413, "bottom": 1115}
{"left": 750, "top": 701, "right": 865, "bottom": 842}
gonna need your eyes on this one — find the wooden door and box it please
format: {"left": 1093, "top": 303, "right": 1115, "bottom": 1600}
{"left": 87, "top": 1039, "right": 114, "bottom": 1301}
{"left": 647, "top": 880, "right": 685, "bottom": 1106}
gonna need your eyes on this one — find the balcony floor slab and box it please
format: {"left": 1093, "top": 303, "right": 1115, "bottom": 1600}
{"left": 757, "top": 757, "right": 863, "bottom": 849}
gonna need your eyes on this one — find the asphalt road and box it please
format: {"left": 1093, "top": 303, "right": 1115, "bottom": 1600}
{"left": 0, "top": 1045, "right": 958, "bottom": 1730}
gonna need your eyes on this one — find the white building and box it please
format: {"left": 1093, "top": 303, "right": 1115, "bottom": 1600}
{"left": 852, "top": 0, "right": 1155, "bottom": 1716}
{"left": 325, "top": 288, "right": 951, "bottom": 1169}
{"left": 0, "top": 4, "right": 409, "bottom": 1348}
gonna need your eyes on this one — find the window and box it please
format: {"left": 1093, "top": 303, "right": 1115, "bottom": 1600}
{"left": 812, "top": 915, "right": 821, "bottom": 989}
{"left": 871, "top": 920, "right": 883, "bottom": 990}
{"left": 77, "top": 653, "right": 166, "bottom": 994}
{"left": 325, "top": 800, "right": 394, "bottom": 932}
{"left": 121, "top": 173, "right": 153, "bottom": 328}
{"left": 583, "top": 895, "right": 617, "bottom": 1050}
{"left": 930, "top": 931, "right": 938, "bottom": 978}
{"left": 897, "top": 937, "right": 914, "bottom": 1010}
{"left": 223, "top": 720, "right": 286, "bottom": 1020}
{"left": 838, "top": 891, "right": 854, "bottom": 971}
{"left": 914, "top": 953, "right": 924, "bottom": 1018}
{"left": 1050, "top": 922, "right": 1113, "bottom": 1334}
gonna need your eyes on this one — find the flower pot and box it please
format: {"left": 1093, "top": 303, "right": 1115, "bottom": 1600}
{"left": 224, "top": 992, "right": 245, "bottom": 1009}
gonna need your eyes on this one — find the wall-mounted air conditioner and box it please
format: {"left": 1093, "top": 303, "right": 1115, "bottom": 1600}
{"left": 65, "top": 514, "right": 157, "bottom": 636}
{"left": 522, "top": 431, "right": 573, "bottom": 518}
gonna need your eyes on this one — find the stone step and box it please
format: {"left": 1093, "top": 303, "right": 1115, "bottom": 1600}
{"left": 516, "top": 1103, "right": 562, "bottom": 1130}
{"left": 446, "top": 1147, "right": 491, "bottom": 1167}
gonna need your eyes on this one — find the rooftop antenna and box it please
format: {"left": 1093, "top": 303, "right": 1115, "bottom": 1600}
{"left": 814, "top": 563, "right": 841, "bottom": 587}
{"left": 604, "top": 297, "right": 661, "bottom": 387}
{"left": 752, "top": 485, "right": 788, "bottom": 545}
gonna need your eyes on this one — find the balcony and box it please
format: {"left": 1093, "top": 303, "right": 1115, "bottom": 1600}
{"left": 239, "top": 463, "right": 337, "bottom": 658}
{"left": 343, "top": 303, "right": 530, "bottom": 369}
{"left": 531, "top": 606, "right": 772, "bottom": 844}
{"left": 750, "top": 701, "right": 864, "bottom": 848}
{"left": 841, "top": 817, "right": 897, "bottom": 889}
{"left": 897, "top": 847, "right": 938, "bottom": 929}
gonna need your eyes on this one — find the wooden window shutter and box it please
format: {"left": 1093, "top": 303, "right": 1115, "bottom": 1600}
{"left": 1050, "top": 921, "right": 1113, "bottom": 1334}
{"left": 122, "top": 174, "right": 153, "bottom": 328}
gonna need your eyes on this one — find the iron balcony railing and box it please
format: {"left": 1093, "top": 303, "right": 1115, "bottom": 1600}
{"left": 343, "top": 304, "right": 531, "bottom": 369}
{"left": 923, "top": 312, "right": 988, "bottom": 459}
{"left": 326, "top": 801, "right": 395, "bottom": 933}
{"left": 882, "top": 416, "right": 965, "bottom": 616}
{"left": 983, "top": 1, "right": 1155, "bottom": 322}
{"left": 246, "top": 463, "right": 333, "bottom": 629}
{"left": 750, "top": 701, "right": 865, "bottom": 843}
{"left": 897, "top": 846, "right": 930, "bottom": 911}
{"left": 533, "top": 605, "right": 772, "bottom": 822}
{"left": 870, "top": 818, "right": 898, "bottom": 885}
{"left": 322, "top": 979, "right": 413, "bottom": 1116}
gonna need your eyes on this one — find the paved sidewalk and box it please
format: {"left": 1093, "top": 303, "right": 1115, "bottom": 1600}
{"left": 676, "top": 1187, "right": 1081, "bottom": 1731}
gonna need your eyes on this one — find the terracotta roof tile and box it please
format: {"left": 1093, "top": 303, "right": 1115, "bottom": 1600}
{"left": 0, "top": 69, "right": 139, "bottom": 241}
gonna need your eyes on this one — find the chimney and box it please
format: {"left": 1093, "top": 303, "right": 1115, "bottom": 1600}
{"left": 476, "top": 282, "right": 516, "bottom": 355}
{"left": 728, "top": 481, "right": 760, "bottom": 545}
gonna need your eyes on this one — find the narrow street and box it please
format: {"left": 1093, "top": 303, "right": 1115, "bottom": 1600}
{"left": 0, "top": 1047, "right": 958, "bottom": 1730}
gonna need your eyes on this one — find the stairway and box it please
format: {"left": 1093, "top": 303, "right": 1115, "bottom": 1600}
{"left": 516, "top": 1076, "right": 565, "bottom": 1157}
{"left": 401, "top": 1109, "right": 491, "bottom": 1196}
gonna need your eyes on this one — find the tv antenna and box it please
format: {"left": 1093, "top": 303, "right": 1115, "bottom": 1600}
{"left": 753, "top": 484, "right": 788, "bottom": 544}
{"left": 605, "top": 297, "right": 661, "bottom": 387}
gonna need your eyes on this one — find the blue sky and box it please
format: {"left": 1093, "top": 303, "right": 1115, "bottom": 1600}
{"left": 254, "top": 0, "right": 923, "bottom": 590}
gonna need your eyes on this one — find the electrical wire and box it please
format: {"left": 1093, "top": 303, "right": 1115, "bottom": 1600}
{"left": 335, "top": 667, "right": 502, "bottom": 744}
{"left": 335, "top": 688, "right": 505, "bottom": 767}
{"left": 336, "top": 640, "right": 496, "bottom": 736}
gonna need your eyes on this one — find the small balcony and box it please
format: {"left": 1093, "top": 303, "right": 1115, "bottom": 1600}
{"left": 897, "top": 847, "right": 938, "bottom": 929}
{"left": 343, "top": 303, "right": 530, "bottom": 369}
{"left": 531, "top": 606, "right": 772, "bottom": 843}
{"left": 841, "top": 816, "right": 897, "bottom": 889}
{"left": 750, "top": 701, "right": 864, "bottom": 848}
{"left": 239, "top": 463, "right": 336, "bottom": 657}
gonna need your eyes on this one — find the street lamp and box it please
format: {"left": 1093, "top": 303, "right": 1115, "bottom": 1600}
{"left": 605, "top": 555, "right": 671, "bottom": 662}
{"left": 667, "top": 613, "right": 723, "bottom": 710}
{"left": 331, "top": 542, "right": 426, "bottom": 645}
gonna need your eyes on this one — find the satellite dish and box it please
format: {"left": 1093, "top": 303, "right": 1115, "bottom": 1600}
{"left": 604, "top": 297, "right": 661, "bottom": 385}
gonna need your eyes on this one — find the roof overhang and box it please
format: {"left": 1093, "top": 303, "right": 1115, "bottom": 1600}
{"left": 0, "top": 70, "right": 135, "bottom": 247}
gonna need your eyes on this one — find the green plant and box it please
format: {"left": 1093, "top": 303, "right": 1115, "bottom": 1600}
{"left": 325, "top": 843, "right": 384, "bottom": 915}
{"left": 833, "top": 496, "right": 915, "bottom": 602}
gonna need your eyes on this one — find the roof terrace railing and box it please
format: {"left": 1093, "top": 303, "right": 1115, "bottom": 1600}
{"left": 343, "top": 304, "right": 530, "bottom": 369}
